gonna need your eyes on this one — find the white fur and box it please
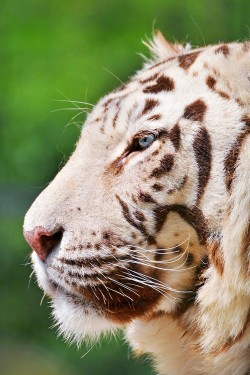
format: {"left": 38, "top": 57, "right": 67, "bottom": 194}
{"left": 24, "top": 33, "right": 250, "bottom": 374}
{"left": 51, "top": 293, "right": 118, "bottom": 345}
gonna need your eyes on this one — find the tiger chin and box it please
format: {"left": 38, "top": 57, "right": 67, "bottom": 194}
{"left": 24, "top": 31, "right": 250, "bottom": 375}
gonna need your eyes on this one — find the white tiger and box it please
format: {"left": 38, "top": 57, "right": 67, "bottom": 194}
{"left": 24, "top": 32, "right": 250, "bottom": 374}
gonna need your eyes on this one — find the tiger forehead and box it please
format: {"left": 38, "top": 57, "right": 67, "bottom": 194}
{"left": 93, "top": 48, "right": 220, "bottom": 110}
{"left": 86, "top": 42, "right": 245, "bottom": 138}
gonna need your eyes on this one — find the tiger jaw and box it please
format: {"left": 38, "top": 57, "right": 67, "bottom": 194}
{"left": 32, "top": 251, "right": 121, "bottom": 340}
{"left": 51, "top": 289, "right": 119, "bottom": 342}
{"left": 31, "top": 243, "right": 170, "bottom": 327}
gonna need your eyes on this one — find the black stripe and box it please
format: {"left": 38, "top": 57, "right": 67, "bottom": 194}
{"left": 154, "top": 204, "right": 209, "bottom": 244}
{"left": 193, "top": 127, "right": 212, "bottom": 203}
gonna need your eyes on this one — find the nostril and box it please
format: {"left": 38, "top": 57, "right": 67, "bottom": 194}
{"left": 24, "top": 226, "right": 63, "bottom": 262}
{"left": 40, "top": 231, "right": 63, "bottom": 257}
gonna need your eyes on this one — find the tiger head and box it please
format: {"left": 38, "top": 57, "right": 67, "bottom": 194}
{"left": 24, "top": 32, "right": 250, "bottom": 369}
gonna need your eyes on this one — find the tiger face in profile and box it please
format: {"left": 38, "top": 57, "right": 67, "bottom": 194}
{"left": 24, "top": 32, "right": 250, "bottom": 375}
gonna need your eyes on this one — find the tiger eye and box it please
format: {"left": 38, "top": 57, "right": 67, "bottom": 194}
{"left": 138, "top": 134, "right": 155, "bottom": 149}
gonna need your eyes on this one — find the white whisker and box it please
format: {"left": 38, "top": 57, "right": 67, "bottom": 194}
{"left": 101, "top": 67, "right": 125, "bottom": 84}
{"left": 95, "top": 271, "right": 113, "bottom": 301}
{"left": 121, "top": 272, "right": 166, "bottom": 295}
{"left": 130, "top": 236, "right": 191, "bottom": 265}
{"left": 90, "top": 285, "right": 100, "bottom": 301}
{"left": 28, "top": 269, "right": 35, "bottom": 288}
{"left": 122, "top": 268, "right": 192, "bottom": 295}
{"left": 55, "top": 89, "right": 93, "bottom": 110}
{"left": 80, "top": 342, "right": 96, "bottom": 359}
{"left": 51, "top": 107, "right": 90, "bottom": 113}
{"left": 54, "top": 99, "right": 94, "bottom": 107}
{"left": 131, "top": 248, "right": 187, "bottom": 264}
{"left": 21, "top": 260, "right": 33, "bottom": 266}
{"left": 121, "top": 273, "right": 174, "bottom": 302}
{"left": 127, "top": 235, "right": 191, "bottom": 254}
{"left": 65, "top": 110, "right": 88, "bottom": 128}
{"left": 106, "top": 286, "right": 134, "bottom": 302}
{"left": 106, "top": 276, "right": 140, "bottom": 297}
{"left": 98, "top": 287, "right": 107, "bottom": 304}
{"left": 40, "top": 292, "right": 46, "bottom": 306}
{"left": 121, "top": 258, "right": 194, "bottom": 272}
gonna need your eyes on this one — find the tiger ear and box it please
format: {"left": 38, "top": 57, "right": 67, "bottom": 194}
{"left": 216, "top": 42, "right": 250, "bottom": 109}
{"left": 144, "top": 30, "right": 191, "bottom": 60}
{"left": 231, "top": 45, "right": 250, "bottom": 109}
{"left": 197, "top": 129, "right": 250, "bottom": 354}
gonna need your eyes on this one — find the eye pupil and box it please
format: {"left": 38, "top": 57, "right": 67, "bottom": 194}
{"left": 138, "top": 134, "right": 155, "bottom": 149}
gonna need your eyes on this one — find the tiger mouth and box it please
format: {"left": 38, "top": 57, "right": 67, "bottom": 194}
{"left": 48, "top": 275, "right": 162, "bottom": 323}
{"left": 36, "top": 246, "right": 165, "bottom": 323}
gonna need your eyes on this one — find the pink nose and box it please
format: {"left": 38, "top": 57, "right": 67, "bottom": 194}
{"left": 24, "top": 226, "right": 63, "bottom": 261}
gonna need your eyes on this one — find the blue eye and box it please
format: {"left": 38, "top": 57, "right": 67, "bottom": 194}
{"left": 137, "top": 134, "right": 156, "bottom": 149}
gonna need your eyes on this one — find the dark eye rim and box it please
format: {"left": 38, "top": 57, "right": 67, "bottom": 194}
{"left": 112, "top": 128, "right": 168, "bottom": 171}
{"left": 131, "top": 131, "right": 157, "bottom": 152}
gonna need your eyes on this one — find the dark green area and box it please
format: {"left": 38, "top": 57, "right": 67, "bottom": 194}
{"left": 1, "top": 1, "right": 249, "bottom": 374}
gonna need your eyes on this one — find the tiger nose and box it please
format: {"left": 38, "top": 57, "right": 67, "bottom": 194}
{"left": 23, "top": 226, "right": 63, "bottom": 262}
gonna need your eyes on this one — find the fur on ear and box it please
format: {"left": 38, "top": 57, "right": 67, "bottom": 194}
{"left": 197, "top": 124, "right": 250, "bottom": 354}
{"left": 223, "top": 41, "right": 250, "bottom": 112}
{"left": 214, "top": 42, "right": 250, "bottom": 109}
{"left": 143, "top": 30, "right": 191, "bottom": 61}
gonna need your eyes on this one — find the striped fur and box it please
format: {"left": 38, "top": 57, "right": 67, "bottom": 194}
{"left": 24, "top": 32, "right": 250, "bottom": 374}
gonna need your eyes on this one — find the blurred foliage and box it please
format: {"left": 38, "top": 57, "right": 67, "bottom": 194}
{"left": 0, "top": 0, "right": 249, "bottom": 374}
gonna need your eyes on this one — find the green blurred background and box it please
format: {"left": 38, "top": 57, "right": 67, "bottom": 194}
{"left": 1, "top": 1, "right": 249, "bottom": 374}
